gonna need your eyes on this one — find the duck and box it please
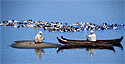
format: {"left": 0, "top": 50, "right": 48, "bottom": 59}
{"left": 113, "top": 26, "right": 118, "bottom": 30}
{"left": 101, "top": 26, "right": 104, "bottom": 30}
{"left": 10, "top": 23, "right": 15, "bottom": 26}
{"left": 0, "top": 22, "right": 3, "bottom": 26}
{"left": 14, "top": 25, "right": 20, "bottom": 28}
{"left": 35, "top": 27, "right": 40, "bottom": 30}
{"left": 3, "top": 23, "right": 9, "bottom": 26}
{"left": 98, "top": 28, "right": 101, "bottom": 31}
{"left": 64, "top": 23, "right": 67, "bottom": 25}
{"left": 84, "top": 27, "right": 87, "bottom": 31}
{"left": 2, "top": 21, "right": 6, "bottom": 23}
{"left": 114, "top": 24, "right": 117, "bottom": 26}
{"left": 24, "top": 21, "right": 28, "bottom": 23}
{"left": 14, "top": 20, "right": 18, "bottom": 23}
{"left": 29, "top": 24, "right": 35, "bottom": 27}
{"left": 22, "top": 24, "right": 27, "bottom": 27}
{"left": 103, "top": 23, "right": 107, "bottom": 26}
{"left": 121, "top": 24, "right": 124, "bottom": 26}
{"left": 108, "top": 25, "right": 111, "bottom": 29}
{"left": 8, "top": 20, "right": 13, "bottom": 23}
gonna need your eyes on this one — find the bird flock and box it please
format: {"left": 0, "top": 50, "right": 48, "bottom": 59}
{"left": 0, "top": 20, "right": 125, "bottom": 32}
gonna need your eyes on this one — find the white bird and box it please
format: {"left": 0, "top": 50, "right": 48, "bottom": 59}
{"left": 8, "top": 20, "right": 13, "bottom": 23}
{"left": 0, "top": 22, "right": 3, "bottom": 25}
{"left": 14, "top": 20, "right": 18, "bottom": 23}
{"left": 113, "top": 26, "right": 118, "bottom": 29}
{"left": 14, "top": 25, "right": 17, "bottom": 27}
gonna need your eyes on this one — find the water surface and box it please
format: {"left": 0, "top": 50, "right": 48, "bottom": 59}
{"left": 1, "top": 0, "right": 124, "bottom": 64}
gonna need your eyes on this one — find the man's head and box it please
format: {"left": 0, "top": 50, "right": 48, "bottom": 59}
{"left": 90, "top": 30, "right": 94, "bottom": 34}
{"left": 39, "top": 31, "right": 42, "bottom": 35}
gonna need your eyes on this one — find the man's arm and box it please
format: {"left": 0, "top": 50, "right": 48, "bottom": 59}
{"left": 86, "top": 35, "right": 91, "bottom": 38}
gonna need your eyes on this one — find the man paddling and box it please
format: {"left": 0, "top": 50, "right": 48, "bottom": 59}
{"left": 35, "top": 31, "right": 45, "bottom": 44}
{"left": 86, "top": 30, "right": 96, "bottom": 42}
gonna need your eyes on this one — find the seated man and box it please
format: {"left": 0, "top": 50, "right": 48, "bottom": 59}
{"left": 35, "top": 31, "right": 45, "bottom": 44}
{"left": 86, "top": 30, "right": 96, "bottom": 42}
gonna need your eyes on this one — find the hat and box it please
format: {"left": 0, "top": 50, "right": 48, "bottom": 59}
{"left": 39, "top": 31, "right": 42, "bottom": 34}
{"left": 90, "top": 30, "right": 94, "bottom": 33}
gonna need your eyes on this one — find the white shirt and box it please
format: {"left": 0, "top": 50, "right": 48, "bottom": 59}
{"left": 35, "top": 34, "right": 43, "bottom": 42}
{"left": 87, "top": 33, "right": 96, "bottom": 41}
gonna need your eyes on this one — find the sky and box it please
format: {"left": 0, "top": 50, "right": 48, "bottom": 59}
{"left": 1, "top": 0, "right": 124, "bottom": 24}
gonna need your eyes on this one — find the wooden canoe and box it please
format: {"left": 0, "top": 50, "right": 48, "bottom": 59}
{"left": 57, "top": 36, "right": 123, "bottom": 49}
{"left": 60, "top": 36, "right": 123, "bottom": 44}
{"left": 11, "top": 40, "right": 62, "bottom": 49}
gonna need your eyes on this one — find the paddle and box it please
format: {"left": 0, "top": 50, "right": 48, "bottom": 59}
{"left": 83, "top": 35, "right": 91, "bottom": 38}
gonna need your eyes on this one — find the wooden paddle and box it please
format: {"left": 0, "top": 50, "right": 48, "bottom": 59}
{"left": 83, "top": 35, "right": 90, "bottom": 38}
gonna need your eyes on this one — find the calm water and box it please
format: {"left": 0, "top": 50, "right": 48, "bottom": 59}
{"left": 1, "top": 0, "right": 125, "bottom": 64}
{"left": 1, "top": 26, "right": 125, "bottom": 64}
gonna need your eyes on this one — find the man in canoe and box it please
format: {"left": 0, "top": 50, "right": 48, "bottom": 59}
{"left": 86, "top": 30, "right": 96, "bottom": 42}
{"left": 35, "top": 31, "right": 45, "bottom": 44}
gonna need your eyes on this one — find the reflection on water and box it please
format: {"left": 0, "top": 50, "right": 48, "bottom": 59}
{"left": 57, "top": 45, "right": 116, "bottom": 57}
{"left": 86, "top": 49, "right": 96, "bottom": 57}
{"left": 35, "top": 49, "right": 45, "bottom": 60}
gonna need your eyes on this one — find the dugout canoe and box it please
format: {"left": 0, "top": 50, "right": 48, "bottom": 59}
{"left": 11, "top": 40, "right": 62, "bottom": 49}
{"left": 57, "top": 36, "right": 123, "bottom": 45}
{"left": 57, "top": 36, "right": 123, "bottom": 49}
{"left": 60, "top": 36, "right": 123, "bottom": 44}
{"left": 57, "top": 37, "right": 114, "bottom": 48}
